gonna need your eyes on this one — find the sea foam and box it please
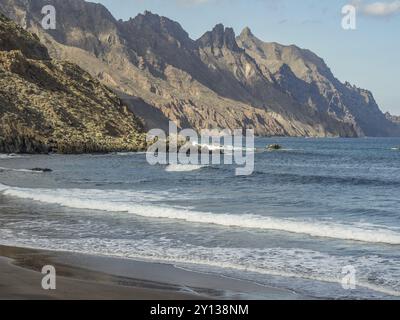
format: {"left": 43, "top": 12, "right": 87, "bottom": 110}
{"left": 1, "top": 183, "right": 400, "bottom": 245}
{"left": 0, "top": 154, "right": 25, "bottom": 159}
{"left": 0, "top": 167, "right": 45, "bottom": 173}
{"left": 0, "top": 234, "right": 398, "bottom": 298}
{"left": 165, "top": 164, "right": 206, "bottom": 172}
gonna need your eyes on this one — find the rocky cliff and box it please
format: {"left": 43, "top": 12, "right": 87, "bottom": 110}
{"left": 0, "top": 12, "right": 145, "bottom": 153}
{"left": 0, "top": 0, "right": 398, "bottom": 138}
{"left": 237, "top": 28, "right": 399, "bottom": 137}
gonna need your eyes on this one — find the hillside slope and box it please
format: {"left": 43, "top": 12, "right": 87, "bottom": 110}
{"left": 0, "top": 12, "right": 145, "bottom": 153}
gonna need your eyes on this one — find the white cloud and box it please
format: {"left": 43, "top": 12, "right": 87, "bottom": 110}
{"left": 352, "top": 0, "right": 400, "bottom": 16}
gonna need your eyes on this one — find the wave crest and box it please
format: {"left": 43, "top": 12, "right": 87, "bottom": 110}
{"left": 1, "top": 183, "right": 400, "bottom": 245}
{"left": 165, "top": 164, "right": 206, "bottom": 172}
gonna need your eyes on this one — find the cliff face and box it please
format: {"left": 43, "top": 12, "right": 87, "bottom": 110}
{"left": 237, "top": 29, "right": 399, "bottom": 137}
{"left": 0, "top": 0, "right": 398, "bottom": 137}
{"left": 0, "top": 13, "right": 145, "bottom": 153}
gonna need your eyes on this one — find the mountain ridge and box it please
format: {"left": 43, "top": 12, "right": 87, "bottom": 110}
{"left": 1, "top": 0, "right": 399, "bottom": 137}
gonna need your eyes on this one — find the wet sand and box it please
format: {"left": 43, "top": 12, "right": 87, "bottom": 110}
{"left": 0, "top": 245, "right": 303, "bottom": 300}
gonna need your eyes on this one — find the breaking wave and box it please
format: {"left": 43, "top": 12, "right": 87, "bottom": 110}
{"left": 165, "top": 164, "right": 206, "bottom": 172}
{"left": 1, "top": 183, "right": 400, "bottom": 245}
{"left": 0, "top": 167, "right": 46, "bottom": 173}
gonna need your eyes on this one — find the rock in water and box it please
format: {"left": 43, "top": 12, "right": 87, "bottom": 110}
{"left": 30, "top": 168, "right": 53, "bottom": 173}
{"left": 267, "top": 144, "right": 282, "bottom": 150}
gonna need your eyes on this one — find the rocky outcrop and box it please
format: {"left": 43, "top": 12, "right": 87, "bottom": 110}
{"left": 386, "top": 112, "right": 400, "bottom": 125}
{"left": 197, "top": 24, "right": 242, "bottom": 53}
{"left": 0, "top": 0, "right": 398, "bottom": 138}
{"left": 0, "top": 12, "right": 145, "bottom": 153}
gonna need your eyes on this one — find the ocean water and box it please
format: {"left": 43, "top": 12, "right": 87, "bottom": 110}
{"left": 0, "top": 137, "right": 400, "bottom": 299}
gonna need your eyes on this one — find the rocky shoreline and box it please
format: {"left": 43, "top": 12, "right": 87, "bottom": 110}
{"left": 0, "top": 136, "right": 148, "bottom": 154}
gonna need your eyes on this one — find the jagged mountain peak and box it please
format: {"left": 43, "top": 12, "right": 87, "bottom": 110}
{"left": 132, "top": 10, "right": 166, "bottom": 25}
{"left": 237, "top": 30, "right": 333, "bottom": 80}
{"left": 239, "top": 26, "right": 254, "bottom": 39}
{"left": 126, "top": 10, "right": 190, "bottom": 43}
{"left": 197, "top": 23, "right": 241, "bottom": 52}
{"left": 27, "top": 0, "right": 117, "bottom": 26}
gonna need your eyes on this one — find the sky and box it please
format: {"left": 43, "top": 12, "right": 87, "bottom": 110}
{"left": 95, "top": 0, "right": 400, "bottom": 115}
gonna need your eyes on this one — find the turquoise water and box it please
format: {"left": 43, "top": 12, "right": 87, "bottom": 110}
{"left": 0, "top": 137, "right": 400, "bottom": 299}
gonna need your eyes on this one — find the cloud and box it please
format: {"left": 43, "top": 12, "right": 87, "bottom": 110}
{"left": 352, "top": 0, "right": 400, "bottom": 16}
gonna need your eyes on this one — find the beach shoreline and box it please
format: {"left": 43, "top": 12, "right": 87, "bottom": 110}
{"left": 0, "top": 244, "right": 302, "bottom": 300}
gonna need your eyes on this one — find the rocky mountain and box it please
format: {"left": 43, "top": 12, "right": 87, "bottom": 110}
{"left": 0, "top": 12, "right": 145, "bottom": 153}
{"left": 237, "top": 28, "right": 399, "bottom": 137}
{"left": 0, "top": 0, "right": 398, "bottom": 137}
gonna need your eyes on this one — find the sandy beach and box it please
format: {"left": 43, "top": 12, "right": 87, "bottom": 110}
{"left": 0, "top": 245, "right": 302, "bottom": 300}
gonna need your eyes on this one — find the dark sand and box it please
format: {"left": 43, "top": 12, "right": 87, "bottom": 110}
{"left": 0, "top": 245, "right": 303, "bottom": 300}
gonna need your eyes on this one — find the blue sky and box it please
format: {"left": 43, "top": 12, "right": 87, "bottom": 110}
{"left": 95, "top": 0, "right": 400, "bottom": 114}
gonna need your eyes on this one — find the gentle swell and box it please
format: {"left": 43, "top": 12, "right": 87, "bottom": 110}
{"left": 1, "top": 183, "right": 400, "bottom": 245}
{"left": 253, "top": 172, "right": 400, "bottom": 187}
